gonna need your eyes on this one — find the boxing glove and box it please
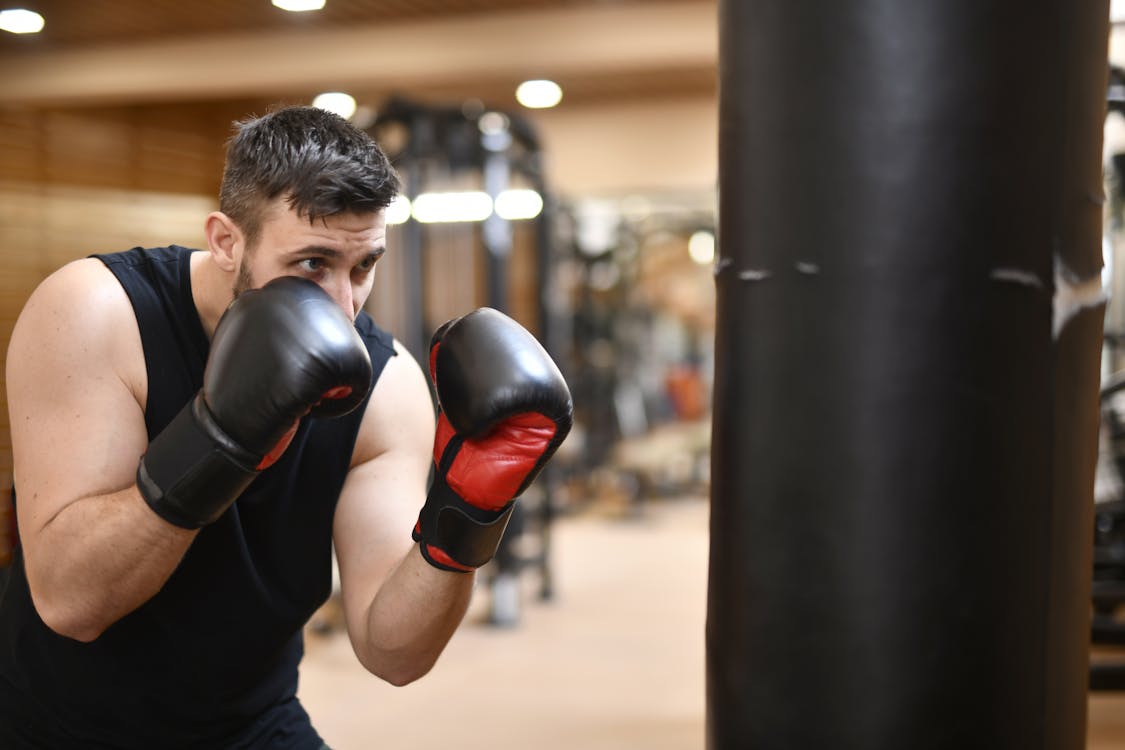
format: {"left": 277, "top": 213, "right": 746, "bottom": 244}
{"left": 137, "top": 276, "right": 373, "bottom": 529}
{"left": 413, "top": 308, "right": 573, "bottom": 572}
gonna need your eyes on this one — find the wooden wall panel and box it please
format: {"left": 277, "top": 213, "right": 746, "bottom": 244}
{"left": 0, "top": 105, "right": 231, "bottom": 194}
{"left": 0, "top": 108, "right": 42, "bottom": 184}
{"left": 42, "top": 112, "right": 136, "bottom": 188}
{"left": 136, "top": 125, "right": 225, "bottom": 195}
{"left": 0, "top": 104, "right": 211, "bottom": 568}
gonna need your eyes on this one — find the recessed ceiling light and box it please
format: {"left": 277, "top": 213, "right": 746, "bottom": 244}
{"left": 688, "top": 231, "right": 716, "bottom": 265}
{"left": 272, "top": 0, "right": 326, "bottom": 12}
{"left": 516, "top": 79, "right": 563, "bottom": 109}
{"left": 312, "top": 92, "right": 357, "bottom": 120}
{"left": 0, "top": 9, "right": 45, "bottom": 34}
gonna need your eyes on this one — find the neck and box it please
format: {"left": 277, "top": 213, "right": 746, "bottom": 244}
{"left": 190, "top": 251, "right": 235, "bottom": 340}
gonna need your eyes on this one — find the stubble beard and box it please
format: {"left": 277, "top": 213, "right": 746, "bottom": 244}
{"left": 232, "top": 251, "right": 255, "bottom": 300}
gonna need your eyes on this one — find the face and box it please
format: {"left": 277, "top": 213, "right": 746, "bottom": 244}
{"left": 233, "top": 199, "right": 387, "bottom": 320}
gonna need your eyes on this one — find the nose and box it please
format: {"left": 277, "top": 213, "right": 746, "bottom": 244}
{"left": 320, "top": 275, "right": 356, "bottom": 319}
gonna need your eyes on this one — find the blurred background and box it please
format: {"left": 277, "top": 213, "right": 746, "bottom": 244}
{"left": 0, "top": 1, "right": 1123, "bottom": 747}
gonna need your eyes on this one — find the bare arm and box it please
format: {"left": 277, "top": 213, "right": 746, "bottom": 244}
{"left": 7, "top": 259, "right": 197, "bottom": 642}
{"left": 333, "top": 340, "right": 475, "bottom": 686}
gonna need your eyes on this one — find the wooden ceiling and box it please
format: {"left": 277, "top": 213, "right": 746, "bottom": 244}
{"left": 0, "top": 0, "right": 717, "bottom": 109}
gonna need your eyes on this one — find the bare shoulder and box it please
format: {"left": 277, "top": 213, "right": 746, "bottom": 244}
{"left": 8, "top": 257, "right": 148, "bottom": 506}
{"left": 350, "top": 338, "right": 435, "bottom": 468}
{"left": 9, "top": 258, "right": 145, "bottom": 401}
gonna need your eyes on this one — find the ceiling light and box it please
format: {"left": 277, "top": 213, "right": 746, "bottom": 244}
{"left": 312, "top": 92, "right": 357, "bottom": 120}
{"left": 516, "top": 79, "right": 563, "bottom": 109}
{"left": 412, "top": 191, "right": 494, "bottom": 224}
{"left": 688, "top": 231, "right": 715, "bottom": 265}
{"left": 272, "top": 0, "right": 325, "bottom": 12}
{"left": 0, "top": 9, "right": 45, "bottom": 34}
{"left": 494, "top": 189, "right": 543, "bottom": 221}
{"left": 385, "top": 195, "right": 411, "bottom": 225}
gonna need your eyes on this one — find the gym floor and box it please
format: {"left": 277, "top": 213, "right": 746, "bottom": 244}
{"left": 299, "top": 497, "right": 1125, "bottom": 749}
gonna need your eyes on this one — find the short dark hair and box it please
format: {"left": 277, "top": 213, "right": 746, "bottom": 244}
{"left": 219, "top": 105, "right": 400, "bottom": 247}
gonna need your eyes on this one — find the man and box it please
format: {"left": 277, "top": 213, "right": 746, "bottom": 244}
{"left": 0, "top": 106, "right": 571, "bottom": 749}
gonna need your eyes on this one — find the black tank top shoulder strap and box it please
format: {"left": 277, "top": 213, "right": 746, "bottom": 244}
{"left": 91, "top": 245, "right": 210, "bottom": 437}
{"left": 354, "top": 310, "right": 397, "bottom": 386}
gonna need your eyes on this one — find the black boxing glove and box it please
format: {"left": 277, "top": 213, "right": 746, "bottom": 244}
{"left": 137, "top": 276, "right": 373, "bottom": 529}
{"left": 413, "top": 308, "right": 573, "bottom": 572}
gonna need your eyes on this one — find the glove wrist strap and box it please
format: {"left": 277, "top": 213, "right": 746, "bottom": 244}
{"left": 137, "top": 394, "right": 261, "bottom": 529}
{"left": 414, "top": 472, "right": 515, "bottom": 572}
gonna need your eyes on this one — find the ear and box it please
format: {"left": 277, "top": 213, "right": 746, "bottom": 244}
{"left": 204, "top": 212, "right": 243, "bottom": 273}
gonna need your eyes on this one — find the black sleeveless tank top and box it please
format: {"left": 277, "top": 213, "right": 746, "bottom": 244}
{"left": 0, "top": 245, "right": 397, "bottom": 749}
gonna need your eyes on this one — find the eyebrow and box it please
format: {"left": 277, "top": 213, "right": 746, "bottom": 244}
{"left": 286, "top": 245, "right": 386, "bottom": 261}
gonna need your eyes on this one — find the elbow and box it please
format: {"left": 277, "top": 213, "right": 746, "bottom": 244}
{"left": 54, "top": 624, "right": 104, "bottom": 644}
{"left": 39, "top": 609, "right": 106, "bottom": 644}
{"left": 29, "top": 589, "right": 107, "bottom": 643}
{"left": 378, "top": 661, "right": 434, "bottom": 688}
{"left": 360, "top": 649, "right": 438, "bottom": 687}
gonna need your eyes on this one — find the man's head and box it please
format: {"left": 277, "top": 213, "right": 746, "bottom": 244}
{"left": 206, "top": 106, "right": 400, "bottom": 320}
{"left": 219, "top": 105, "right": 400, "bottom": 249}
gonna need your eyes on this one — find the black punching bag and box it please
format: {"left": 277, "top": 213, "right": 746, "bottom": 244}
{"left": 707, "top": 2, "right": 1110, "bottom": 748}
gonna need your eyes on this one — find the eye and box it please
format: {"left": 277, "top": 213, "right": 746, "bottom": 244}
{"left": 298, "top": 257, "right": 326, "bottom": 273}
{"left": 356, "top": 255, "right": 378, "bottom": 273}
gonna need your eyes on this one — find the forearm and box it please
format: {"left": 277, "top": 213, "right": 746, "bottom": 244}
{"left": 357, "top": 545, "right": 475, "bottom": 686}
{"left": 25, "top": 486, "right": 196, "bottom": 642}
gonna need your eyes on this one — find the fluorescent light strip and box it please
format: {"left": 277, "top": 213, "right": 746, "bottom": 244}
{"left": 494, "top": 189, "right": 544, "bottom": 220}
{"left": 385, "top": 195, "right": 412, "bottom": 225}
{"left": 404, "top": 190, "right": 545, "bottom": 224}
{"left": 383, "top": 191, "right": 547, "bottom": 225}
{"left": 412, "top": 191, "right": 494, "bottom": 224}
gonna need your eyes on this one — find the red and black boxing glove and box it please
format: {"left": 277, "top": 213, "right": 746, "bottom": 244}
{"left": 413, "top": 308, "right": 573, "bottom": 572}
{"left": 137, "top": 276, "right": 373, "bottom": 529}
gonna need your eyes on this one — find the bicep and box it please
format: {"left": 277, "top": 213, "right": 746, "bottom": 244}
{"left": 7, "top": 260, "right": 148, "bottom": 539}
{"left": 333, "top": 342, "right": 435, "bottom": 631}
